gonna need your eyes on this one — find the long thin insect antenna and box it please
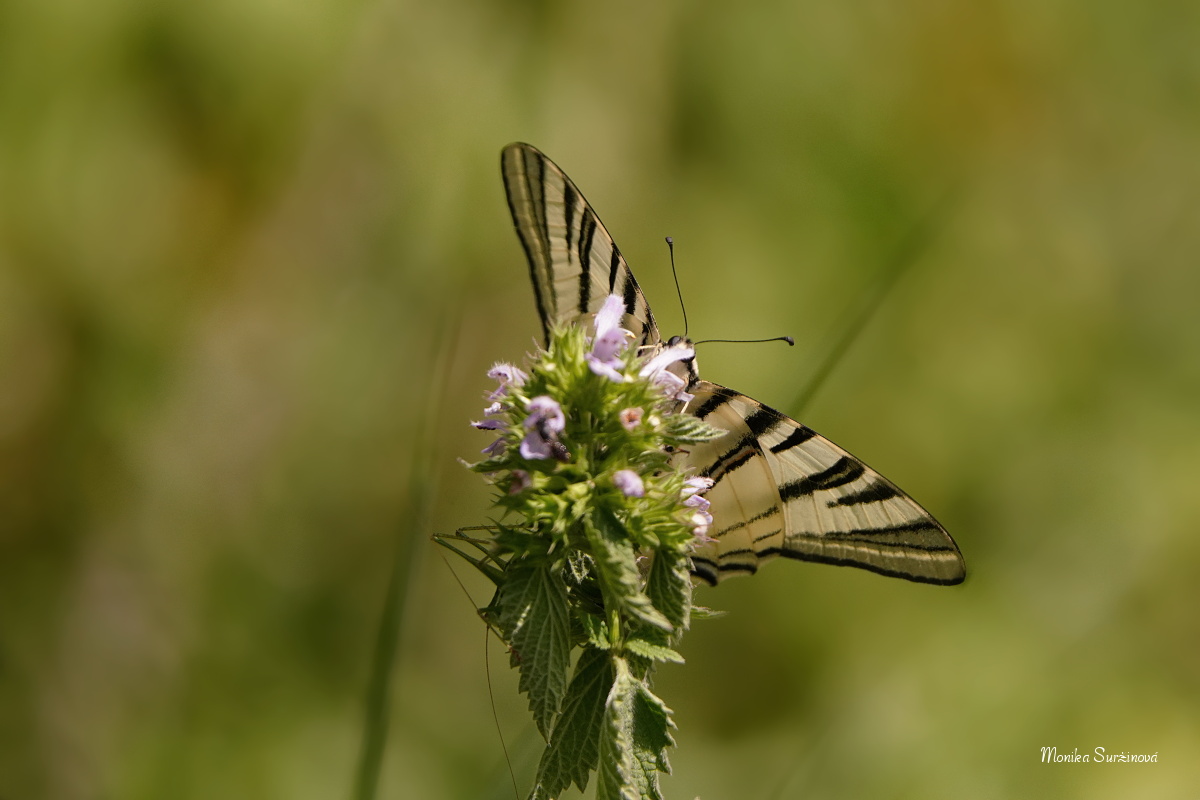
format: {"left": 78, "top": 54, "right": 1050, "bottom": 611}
{"left": 485, "top": 620, "right": 522, "bottom": 800}
{"left": 434, "top": 538, "right": 503, "bottom": 635}
{"left": 666, "top": 237, "right": 689, "bottom": 338}
{"left": 694, "top": 335, "right": 795, "bottom": 347}
{"left": 435, "top": 543, "right": 520, "bottom": 798}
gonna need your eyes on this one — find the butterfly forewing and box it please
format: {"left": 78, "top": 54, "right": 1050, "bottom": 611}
{"left": 501, "top": 142, "right": 965, "bottom": 586}
{"left": 502, "top": 143, "right": 660, "bottom": 347}
{"left": 686, "top": 382, "right": 964, "bottom": 585}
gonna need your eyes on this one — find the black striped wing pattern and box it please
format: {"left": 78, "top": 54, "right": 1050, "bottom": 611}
{"left": 502, "top": 142, "right": 660, "bottom": 348}
{"left": 501, "top": 142, "right": 965, "bottom": 586}
{"left": 684, "top": 383, "right": 964, "bottom": 585}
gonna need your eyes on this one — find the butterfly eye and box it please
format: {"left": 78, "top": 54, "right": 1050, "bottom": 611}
{"left": 666, "top": 335, "right": 684, "bottom": 347}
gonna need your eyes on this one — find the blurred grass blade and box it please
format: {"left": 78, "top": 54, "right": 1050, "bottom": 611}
{"left": 353, "top": 312, "right": 460, "bottom": 800}
{"left": 788, "top": 186, "right": 961, "bottom": 418}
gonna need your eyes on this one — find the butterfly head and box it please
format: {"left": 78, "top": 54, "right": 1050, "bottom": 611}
{"left": 664, "top": 335, "right": 699, "bottom": 388}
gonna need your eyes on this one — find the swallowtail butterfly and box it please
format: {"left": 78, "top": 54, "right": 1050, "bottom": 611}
{"left": 501, "top": 143, "right": 965, "bottom": 586}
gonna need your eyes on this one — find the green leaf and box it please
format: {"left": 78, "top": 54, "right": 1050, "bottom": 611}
{"left": 624, "top": 638, "right": 684, "bottom": 664}
{"left": 595, "top": 659, "right": 639, "bottom": 800}
{"left": 645, "top": 549, "right": 693, "bottom": 636}
{"left": 595, "top": 659, "right": 675, "bottom": 800}
{"left": 689, "top": 604, "right": 728, "bottom": 620}
{"left": 589, "top": 508, "right": 672, "bottom": 633}
{"left": 495, "top": 560, "right": 572, "bottom": 739}
{"left": 629, "top": 682, "right": 676, "bottom": 789}
{"left": 580, "top": 611, "right": 613, "bottom": 650}
{"left": 663, "top": 413, "right": 725, "bottom": 444}
{"left": 530, "top": 647, "right": 613, "bottom": 800}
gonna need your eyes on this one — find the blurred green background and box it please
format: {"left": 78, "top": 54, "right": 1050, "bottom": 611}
{"left": 2, "top": 0, "right": 1199, "bottom": 797}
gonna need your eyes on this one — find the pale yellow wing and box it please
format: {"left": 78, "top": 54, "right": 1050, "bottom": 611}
{"left": 502, "top": 143, "right": 660, "bottom": 348}
{"left": 685, "top": 381, "right": 965, "bottom": 586}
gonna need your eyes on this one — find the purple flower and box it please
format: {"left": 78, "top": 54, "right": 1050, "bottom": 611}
{"left": 474, "top": 396, "right": 510, "bottom": 454}
{"left": 488, "top": 363, "right": 527, "bottom": 386}
{"left": 613, "top": 469, "right": 645, "bottom": 498}
{"left": 586, "top": 357, "right": 625, "bottom": 383}
{"left": 487, "top": 362, "right": 528, "bottom": 400}
{"left": 586, "top": 294, "right": 632, "bottom": 382}
{"left": 520, "top": 395, "right": 567, "bottom": 460}
{"left": 472, "top": 398, "right": 506, "bottom": 431}
{"left": 682, "top": 476, "right": 714, "bottom": 539}
{"left": 639, "top": 343, "right": 695, "bottom": 403}
{"left": 619, "top": 407, "right": 643, "bottom": 431}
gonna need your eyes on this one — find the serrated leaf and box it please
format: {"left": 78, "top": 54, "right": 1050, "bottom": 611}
{"left": 624, "top": 638, "right": 684, "bottom": 664}
{"left": 530, "top": 647, "right": 613, "bottom": 800}
{"left": 596, "top": 659, "right": 640, "bottom": 800}
{"left": 630, "top": 683, "right": 676, "bottom": 786}
{"left": 689, "top": 603, "right": 728, "bottom": 620}
{"left": 663, "top": 413, "right": 725, "bottom": 444}
{"left": 589, "top": 509, "right": 672, "bottom": 632}
{"left": 645, "top": 549, "right": 692, "bottom": 636}
{"left": 580, "top": 612, "right": 612, "bottom": 650}
{"left": 495, "top": 559, "right": 571, "bottom": 739}
{"left": 595, "top": 659, "right": 675, "bottom": 800}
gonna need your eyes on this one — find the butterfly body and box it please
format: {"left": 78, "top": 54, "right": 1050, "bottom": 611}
{"left": 501, "top": 143, "right": 965, "bottom": 586}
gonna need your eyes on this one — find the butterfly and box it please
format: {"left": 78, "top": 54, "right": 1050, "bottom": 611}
{"left": 501, "top": 143, "right": 965, "bottom": 586}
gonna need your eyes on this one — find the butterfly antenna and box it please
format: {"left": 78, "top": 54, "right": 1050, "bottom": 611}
{"left": 666, "top": 237, "right": 690, "bottom": 338}
{"left": 693, "top": 335, "right": 795, "bottom": 347}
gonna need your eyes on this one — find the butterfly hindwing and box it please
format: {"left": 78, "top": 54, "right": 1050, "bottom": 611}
{"left": 502, "top": 143, "right": 660, "bottom": 348}
{"left": 686, "top": 381, "right": 965, "bottom": 585}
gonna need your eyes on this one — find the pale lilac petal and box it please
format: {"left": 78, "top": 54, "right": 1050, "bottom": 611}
{"left": 525, "top": 396, "right": 565, "bottom": 434}
{"left": 482, "top": 438, "right": 506, "bottom": 456}
{"left": 488, "top": 363, "right": 528, "bottom": 387}
{"left": 591, "top": 330, "right": 627, "bottom": 364}
{"left": 638, "top": 343, "right": 694, "bottom": 380}
{"left": 639, "top": 344, "right": 695, "bottom": 402}
{"left": 520, "top": 431, "right": 551, "bottom": 459}
{"left": 619, "top": 407, "right": 643, "bottom": 431}
{"left": 650, "top": 369, "right": 693, "bottom": 404}
{"left": 594, "top": 294, "right": 625, "bottom": 338}
{"left": 590, "top": 294, "right": 633, "bottom": 364}
{"left": 682, "top": 476, "right": 714, "bottom": 497}
{"left": 684, "top": 494, "right": 710, "bottom": 512}
{"left": 471, "top": 418, "right": 505, "bottom": 430}
{"left": 613, "top": 469, "right": 645, "bottom": 498}
{"left": 586, "top": 354, "right": 626, "bottom": 383}
{"left": 520, "top": 396, "right": 567, "bottom": 460}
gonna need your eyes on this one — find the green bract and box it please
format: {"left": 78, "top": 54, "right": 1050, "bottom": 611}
{"left": 444, "top": 320, "right": 721, "bottom": 800}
